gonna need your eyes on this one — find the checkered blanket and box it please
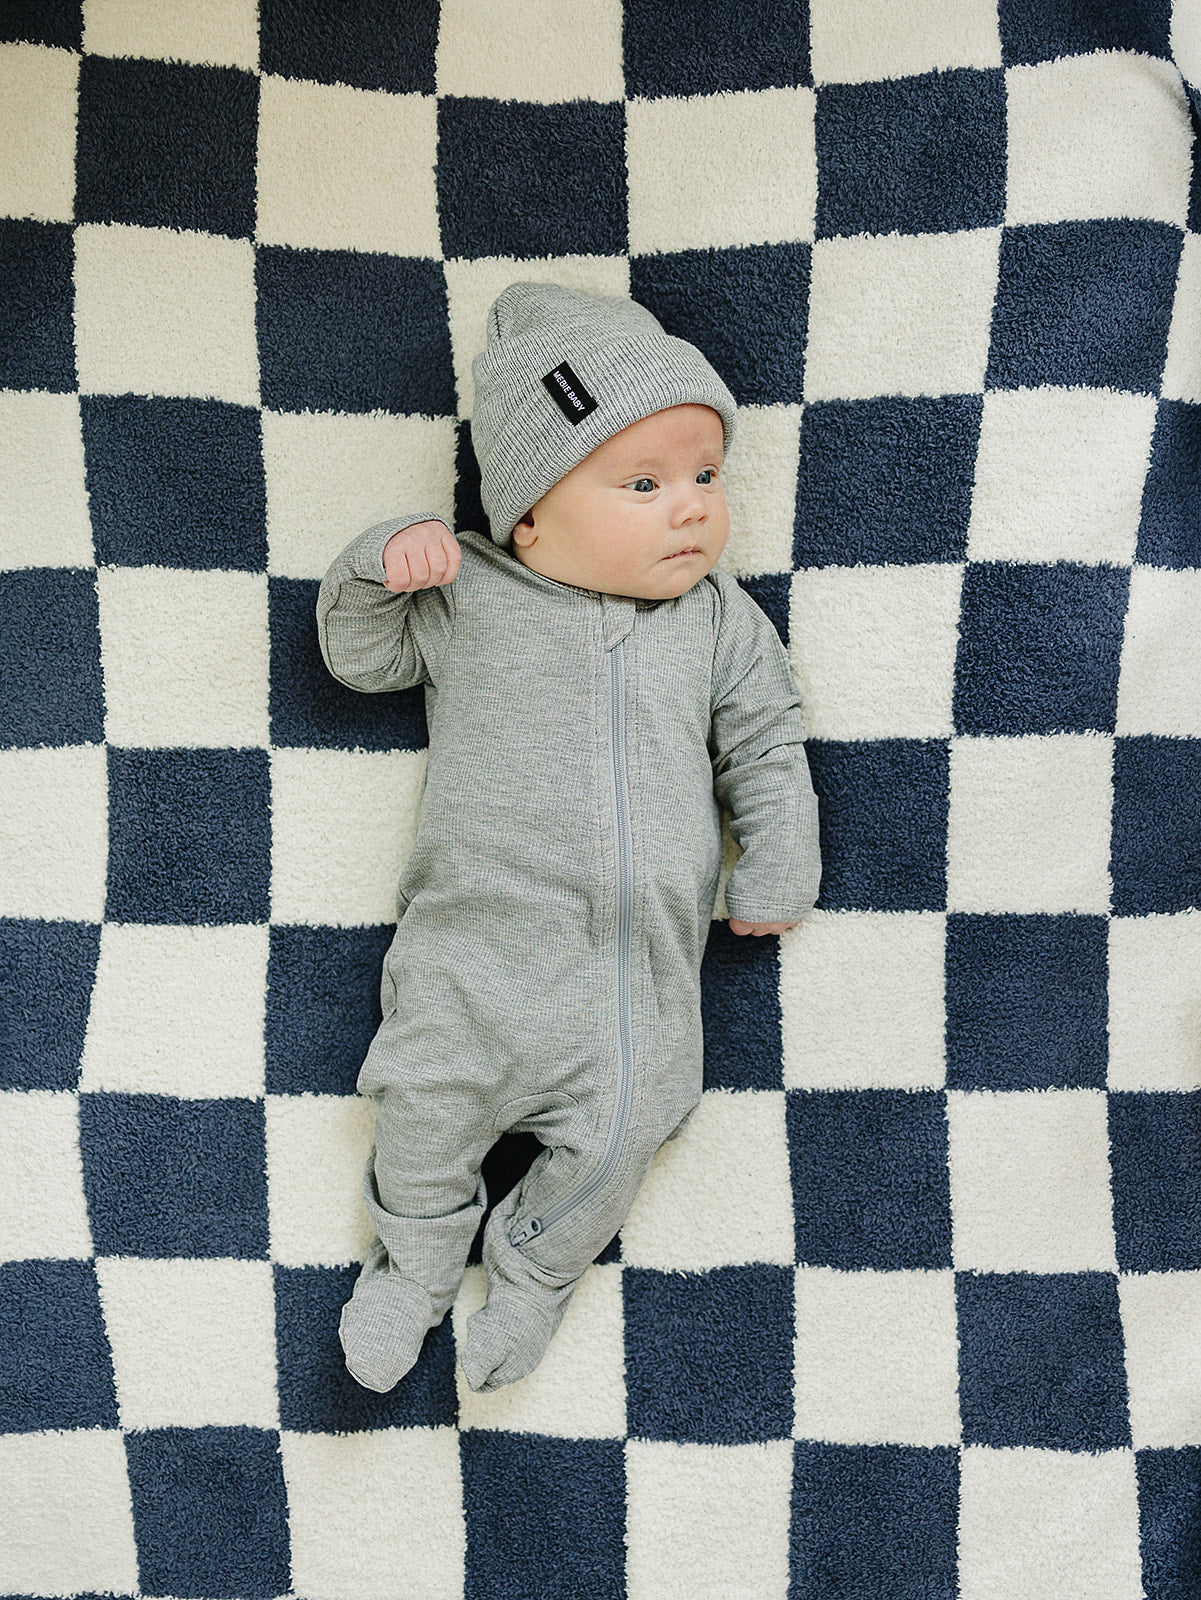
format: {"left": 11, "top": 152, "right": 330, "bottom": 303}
{"left": 2, "top": 2, "right": 1200, "bottom": 1596}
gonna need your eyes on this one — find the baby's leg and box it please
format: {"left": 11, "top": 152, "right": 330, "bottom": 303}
{"left": 340, "top": 1044, "right": 495, "bottom": 1392}
{"left": 460, "top": 1110, "right": 672, "bottom": 1393}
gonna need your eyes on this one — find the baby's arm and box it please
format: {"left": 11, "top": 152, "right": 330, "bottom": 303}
{"left": 317, "top": 514, "right": 460, "bottom": 692}
{"left": 708, "top": 575, "right": 821, "bottom": 934}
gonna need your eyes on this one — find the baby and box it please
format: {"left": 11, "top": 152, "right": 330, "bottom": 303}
{"left": 317, "top": 282, "right": 821, "bottom": 1395}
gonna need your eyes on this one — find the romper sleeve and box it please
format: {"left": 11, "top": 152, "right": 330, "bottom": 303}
{"left": 316, "top": 513, "right": 458, "bottom": 692}
{"left": 708, "top": 573, "right": 822, "bottom": 924}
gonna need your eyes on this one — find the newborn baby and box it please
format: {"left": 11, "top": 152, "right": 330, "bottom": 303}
{"left": 317, "top": 281, "right": 821, "bottom": 1395}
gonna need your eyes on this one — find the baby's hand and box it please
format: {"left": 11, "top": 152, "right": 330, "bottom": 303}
{"left": 382, "top": 521, "right": 462, "bottom": 593}
{"left": 728, "top": 919, "right": 798, "bottom": 936}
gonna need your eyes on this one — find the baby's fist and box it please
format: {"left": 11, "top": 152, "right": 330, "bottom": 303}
{"left": 382, "top": 521, "right": 461, "bottom": 592}
{"left": 728, "top": 918, "right": 798, "bottom": 936}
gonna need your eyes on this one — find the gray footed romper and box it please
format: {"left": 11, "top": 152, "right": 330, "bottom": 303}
{"left": 317, "top": 511, "right": 821, "bottom": 1393}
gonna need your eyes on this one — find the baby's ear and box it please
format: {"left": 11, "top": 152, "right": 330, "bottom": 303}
{"left": 512, "top": 513, "right": 536, "bottom": 548}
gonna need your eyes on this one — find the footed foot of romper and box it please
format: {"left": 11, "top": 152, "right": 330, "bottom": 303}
{"left": 459, "top": 1281, "right": 574, "bottom": 1393}
{"left": 339, "top": 1266, "right": 439, "bottom": 1393}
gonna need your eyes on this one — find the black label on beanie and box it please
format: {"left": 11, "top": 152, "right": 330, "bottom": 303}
{"left": 542, "top": 361, "right": 598, "bottom": 426}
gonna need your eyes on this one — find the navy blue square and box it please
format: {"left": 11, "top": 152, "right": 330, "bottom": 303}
{"left": 1111, "top": 737, "right": 1201, "bottom": 915}
{"left": 0, "top": 219, "right": 76, "bottom": 392}
{"left": 945, "top": 914, "right": 1108, "bottom": 1090}
{"left": 631, "top": 244, "right": 809, "bottom": 407}
{"left": 998, "top": 0, "right": 1171, "bottom": 66}
{"left": 986, "top": 221, "right": 1181, "bottom": 394}
{"left": 257, "top": 247, "right": 455, "bottom": 415}
{"left": 462, "top": 1434, "right": 626, "bottom": 1600}
{"left": 0, "top": 1261, "right": 117, "bottom": 1432}
{"left": 269, "top": 577, "right": 428, "bottom": 751}
{"left": 1189, "top": 97, "right": 1201, "bottom": 236}
{"left": 260, "top": 0, "right": 438, "bottom": 93}
{"left": 266, "top": 924, "right": 394, "bottom": 1094}
{"left": 624, "top": 1265, "right": 793, "bottom": 1442}
{"left": 1137, "top": 401, "right": 1201, "bottom": 570}
{"left": 788, "top": 1090, "right": 951, "bottom": 1269}
{"left": 76, "top": 56, "right": 257, "bottom": 238}
{"left": 82, "top": 397, "right": 266, "bottom": 570}
{"left": 0, "top": 569, "right": 102, "bottom": 748}
{"left": 623, "top": 0, "right": 810, "bottom": 96}
{"left": 701, "top": 917, "right": 783, "bottom": 1091}
{"left": 957, "top": 1271, "right": 1130, "bottom": 1449}
{"left": 953, "top": 562, "right": 1129, "bottom": 735}
{"left": 1137, "top": 1446, "right": 1201, "bottom": 1600}
{"left": 0, "top": 919, "right": 99, "bottom": 1090}
{"left": 438, "top": 99, "right": 626, "bottom": 261}
{"left": 455, "top": 419, "right": 489, "bottom": 539}
{"left": 79, "top": 1093, "right": 269, "bottom": 1258}
{"left": 795, "top": 398, "right": 980, "bottom": 566}
{"left": 738, "top": 572, "right": 792, "bottom": 645}
{"left": 791, "top": 1444, "right": 960, "bottom": 1600}
{"left": 125, "top": 1427, "right": 290, "bottom": 1599}
{"left": 0, "top": 0, "right": 81, "bottom": 48}
{"left": 816, "top": 71, "right": 1005, "bottom": 239}
{"left": 803, "top": 740, "right": 948, "bottom": 912}
{"left": 274, "top": 1265, "right": 457, "bottom": 1432}
{"left": 1110, "top": 1091, "right": 1201, "bottom": 1270}
{"left": 105, "top": 748, "right": 270, "bottom": 925}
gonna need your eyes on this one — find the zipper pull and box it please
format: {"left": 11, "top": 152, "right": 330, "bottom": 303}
{"left": 509, "top": 1216, "right": 543, "bottom": 1247}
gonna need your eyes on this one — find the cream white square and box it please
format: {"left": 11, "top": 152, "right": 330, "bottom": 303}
{"left": 257, "top": 77, "right": 439, "bottom": 257}
{"left": 443, "top": 255, "right": 630, "bottom": 421}
{"left": 0, "top": 1429, "right": 138, "bottom": 1596}
{"left": 95, "top": 1256, "right": 279, "bottom": 1429}
{"left": 265, "top": 1092, "right": 375, "bottom": 1266}
{"left": 794, "top": 1267, "right": 959, "bottom": 1445}
{"left": 282, "top": 1426, "right": 464, "bottom": 1600}
{"left": 79, "top": 923, "right": 268, "bottom": 1098}
{"left": 82, "top": 0, "right": 259, "bottom": 69}
{"left": 74, "top": 223, "right": 259, "bottom": 405}
{"left": 271, "top": 748, "right": 427, "bottom": 926}
{"left": 0, "top": 44, "right": 77, "bottom": 222}
{"left": 626, "top": 1439, "right": 792, "bottom": 1600}
{"left": 1006, "top": 53, "right": 1193, "bottom": 227}
{"left": 264, "top": 409, "right": 457, "bottom": 579}
{"left": 1107, "top": 913, "right": 1201, "bottom": 1090}
{"left": 0, "top": 1092, "right": 92, "bottom": 1261}
{"left": 1115, "top": 567, "right": 1201, "bottom": 736}
{"left": 454, "top": 1262, "right": 625, "bottom": 1439}
{"left": 967, "top": 387, "right": 1157, "bottom": 564}
{"left": 958, "top": 1446, "right": 1143, "bottom": 1600}
{"left": 1161, "top": 231, "right": 1201, "bottom": 403}
{"left": 0, "top": 747, "right": 107, "bottom": 920}
{"left": 781, "top": 912, "right": 946, "bottom": 1090}
{"left": 947, "top": 1089, "right": 1117, "bottom": 1271}
{"left": 805, "top": 230, "right": 1000, "bottom": 401}
{"left": 715, "top": 403, "right": 803, "bottom": 578}
{"left": 789, "top": 563, "right": 962, "bottom": 738}
{"left": 436, "top": 0, "right": 623, "bottom": 102}
{"left": 619, "top": 1089, "right": 794, "bottom": 1269}
{"left": 628, "top": 88, "right": 816, "bottom": 255}
{"left": 946, "top": 735, "right": 1113, "bottom": 914}
{"left": 1119, "top": 1271, "right": 1201, "bottom": 1448}
{"left": 809, "top": 0, "right": 1001, "bottom": 83}
{"left": 0, "top": 391, "right": 93, "bottom": 569}
{"left": 98, "top": 567, "right": 269, "bottom": 748}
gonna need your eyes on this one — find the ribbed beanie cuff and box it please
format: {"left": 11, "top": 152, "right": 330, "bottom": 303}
{"left": 471, "top": 282, "right": 738, "bottom": 546}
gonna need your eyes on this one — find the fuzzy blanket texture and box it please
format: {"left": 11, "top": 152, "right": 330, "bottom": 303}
{"left": 2, "top": 1, "right": 1201, "bottom": 1597}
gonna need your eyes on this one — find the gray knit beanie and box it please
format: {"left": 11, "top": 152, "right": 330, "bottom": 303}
{"left": 471, "top": 282, "right": 738, "bottom": 547}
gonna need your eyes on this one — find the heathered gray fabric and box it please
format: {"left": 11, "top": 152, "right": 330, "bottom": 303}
{"left": 317, "top": 513, "right": 821, "bottom": 1391}
{"left": 472, "top": 282, "right": 739, "bottom": 548}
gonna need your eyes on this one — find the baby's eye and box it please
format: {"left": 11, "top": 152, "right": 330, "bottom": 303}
{"left": 627, "top": 477, "right": 656, "bottom": 493}
{"left": 697, "top": 468, "right": 717, "bottom": 485}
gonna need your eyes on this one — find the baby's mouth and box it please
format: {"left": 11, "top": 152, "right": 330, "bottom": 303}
{"left": 663, "top": 545, "right": 702, "bottom": 560}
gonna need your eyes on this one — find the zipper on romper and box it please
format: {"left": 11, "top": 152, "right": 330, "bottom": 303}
{"left": 509, "top": 635, "right": 636, "bottom": 1248}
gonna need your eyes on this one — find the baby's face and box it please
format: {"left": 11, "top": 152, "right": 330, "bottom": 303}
{"left": 510, "top": 404, "right": 729, "bottom": 601}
